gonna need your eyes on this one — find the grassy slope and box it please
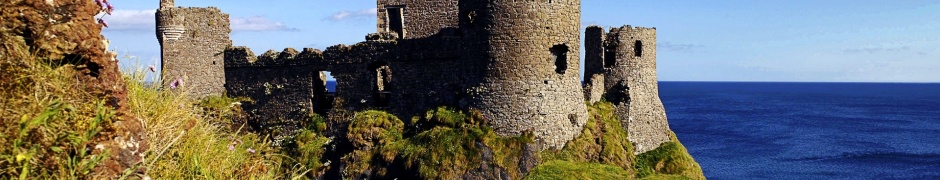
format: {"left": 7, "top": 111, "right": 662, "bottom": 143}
{"left": 528, "top": 102, "right": 705, "bottom": 180}
{"left": 0, "top": 42, "right": 305, "bottom": 178}
{"left": 1, "top": 45, "right": 116, "bottom": 178}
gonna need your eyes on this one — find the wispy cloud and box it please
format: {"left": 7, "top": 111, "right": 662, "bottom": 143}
{"left": 231, "top": 16, "right": 298, "bottom": 32}
{"left": 327, "top": 8, "right": 377, "bottom": 21}
{"left": 844, "top": 46, "right": 910, "bottom": 54}
{"left": 658, "top": 42, "right": 704, "bottom": 52}
{"left": 101, "top": 9, "right": 157, "bottom": 31}
{"left": 101, "top": 9, "right": 296, "bottom": 32}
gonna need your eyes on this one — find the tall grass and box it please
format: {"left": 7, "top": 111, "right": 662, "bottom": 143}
{"left": 122, "top": 62, "right": 306, "bottom": 179}
{"left": 1, "top": 42, "right": 115, "bottom": 178}
{"left": 0, "top": 38, "right": 307, "bottom": 178}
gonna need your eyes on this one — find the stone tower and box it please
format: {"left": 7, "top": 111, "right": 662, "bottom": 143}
{"left": 602, "top": 26, "right": 669, "bottom": 154}
{"left": 463, "top": 0, "right": 588, "bottom": 149}
{"left": 156, "top": 0, "right": 231, "bottom": 98}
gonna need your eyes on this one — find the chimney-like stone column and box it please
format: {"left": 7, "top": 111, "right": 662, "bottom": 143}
{"left": 159, "top": 0, "right": 174, "bottom": 9}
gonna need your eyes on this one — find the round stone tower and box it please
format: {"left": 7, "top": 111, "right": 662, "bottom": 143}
{"left": 155, "top": 0, "right": 184, "bottom": 44}
{"left": 466, "top": 0, "right": 588, "bottom": 149}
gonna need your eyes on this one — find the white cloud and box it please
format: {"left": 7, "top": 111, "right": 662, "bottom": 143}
{"left": 231, "top": 16, "right": 298, "bottom": 32}
{"left": 327, "top": 8, "right": 377, "bottom": 21}
{"left": 100, "top": 9, "right": 157, "bottom": 31}
{"left": 100, "top": 9, "right": 296, "bottom": 32}
{"left": 659, "top": 42, "right": 705, "bottom": 52}
{"left": 844, "top": 46, "right": 911, "bottom": 54}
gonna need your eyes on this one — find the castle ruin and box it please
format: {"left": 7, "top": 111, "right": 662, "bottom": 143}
{"left": 157, "top": 0, "right": 673, "bottom": 153}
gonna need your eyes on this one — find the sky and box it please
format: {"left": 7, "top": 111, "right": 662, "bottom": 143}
{"left": 102, "top": 0, "right": 940, "bottom": 82}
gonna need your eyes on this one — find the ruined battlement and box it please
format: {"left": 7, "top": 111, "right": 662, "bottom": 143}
{"left": 161, "top": 0, "right": 675, "bottom": 152}
{"left": 223, "top": 47, "right": 326, "bottom": 68}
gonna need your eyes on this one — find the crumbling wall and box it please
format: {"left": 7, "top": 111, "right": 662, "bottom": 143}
{"left": 325, "top": 34, "right": 473, "bottom": 119}
{"left": 376, "top": 0, "right": 460, "bottom": 39}
{"left": 584, "top": 26, "right": 607, "bottom": 103}
{"left": 603, "top": 26, "right": 670, "bottom": 154}
{"left": 460, "top": 0, "right": 589, "bottom": 149}
{"left": 224, "top": 47, "right": 329, "bottom": 141}
{"left": 156, "top": 4, "right": 230, "bottom": 98}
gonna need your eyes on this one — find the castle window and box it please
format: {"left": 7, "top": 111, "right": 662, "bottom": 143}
{"left": 604, "top": 47, "right": 616, "bottom": 68}
{"left": 551, "top": 44, "right": 569, "bottom": 74}
{"left": 634, "top": 40, "right": 643, "bottom": 57}
{"left": 370, "top": 62, "right": 392, "bottom": 108}
{"left": 386, "top": 6, "right": 405, "bottom": 39}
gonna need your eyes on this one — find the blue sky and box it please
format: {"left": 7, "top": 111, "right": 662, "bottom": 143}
{"left": 103, "top": 0, "right": 940, "bottom": 82}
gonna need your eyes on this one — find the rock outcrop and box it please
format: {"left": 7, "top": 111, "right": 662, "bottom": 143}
{"left": 0, "top": 0, "right": 147, "bottom": 177}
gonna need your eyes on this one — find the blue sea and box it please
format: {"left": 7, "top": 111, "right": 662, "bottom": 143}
{"left": 661, "top": 82, "right": 940, "bottom": 179}
{"left": 325, "top": 81, "right": 940, "bottom": 179}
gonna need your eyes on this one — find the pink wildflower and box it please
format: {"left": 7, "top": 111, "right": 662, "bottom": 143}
{"left": 247, "top": 148, "right": 256, "bottom": 154}
{"left": 97, "top": 19, "right": 109, "bottom": 28}
{"left": 147, "top": 65, "right": 156, "bottom": 72}
{"left": 228, "top": 144, "right": 235, "bottom": 151}
{"left": 106, "top": 4, "right": 114, "bottom": 15}
{"left": 170, "top": 78, "right": 183, "bottom": 89}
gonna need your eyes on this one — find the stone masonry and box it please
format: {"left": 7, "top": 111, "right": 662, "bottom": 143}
{"left": 159, "top": 0, "right": 675, "bottom": 151}
{"left": 156, "top": 0, "right": 230, "bottom": 98}
{"left": 463, "top": 0, "right": 589, "bottom": 149}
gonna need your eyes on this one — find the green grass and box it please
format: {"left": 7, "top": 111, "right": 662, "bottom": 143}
{"left": 533, "top": 101, "right": 705, "bottom": 180}
{"left": 1, "top": 42, "right": 117, "bottom": 179}
{"left": 634, "top": 134, "right": 705, "bottom": 180}
{"left": 525, "top": 160, "right": 632, "bottom": 180}
{"left": 332, "top": 107, "right": 533, "bottom": 179}
{"left": 123, "top": 64, "right": 307, "bottom": 179}
{"left": 540, "top": 102, "right": 636, "bottom": 173}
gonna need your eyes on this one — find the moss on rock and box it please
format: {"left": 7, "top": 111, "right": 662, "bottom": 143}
{"left": 634, "top": 133, "right": 705, "bottom": 180}
{"left": 299, "top": 102, "right": 703, "bottom": 179}
{"left": 541, "top": 102, "right": 636, "bottom": 173}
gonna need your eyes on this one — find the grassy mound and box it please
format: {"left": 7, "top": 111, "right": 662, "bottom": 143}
{"left": 530, "top": 102, "right": 704, "bottom": 180}
{"left": 525, "top": 160, "right": 632, "bottom": 180}
{"left": 331, "top": 107, "right": 535, "bottom": 179}
{"left": 635, "top": 134, "right": 705, "bottom": 180}
{"left": 541, "top": 101, "right": 636, "bottom": 172}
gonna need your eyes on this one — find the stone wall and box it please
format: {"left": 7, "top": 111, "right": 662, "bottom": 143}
{"left": 376, "top": 0, "right": 460, "bottom": 39}
{"left": 156, "top": 4, "right": 230, "bottom": 98}
{"left": 224, "top": 47, "right": 329, "bottom": 141}
{"left": 223, "top": 35, "right": 477, "bottom": 140}
{"left": 584, "top": 26, "right": 606, "bottom": 103}
{"left": 602, "top": 26, "right": 670, "bottom": 154}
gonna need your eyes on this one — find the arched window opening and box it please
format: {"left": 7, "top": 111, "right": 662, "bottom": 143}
{"left": 369, "top": 62, "right": 392, "bottom": 108}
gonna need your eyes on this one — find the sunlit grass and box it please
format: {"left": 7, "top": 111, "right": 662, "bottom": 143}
{"left": 123, "top": 60, "right": 306, "bottom": 179}
{"left": 1, "top": 41, "right": 116, "bottom": 178}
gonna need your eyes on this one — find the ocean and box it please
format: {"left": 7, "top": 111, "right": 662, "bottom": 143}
{"left": 661, "top": 82, "right": 940, "bottom": 179}
{"left": 325, "top": 81, "right": 940, "bottom": 179}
